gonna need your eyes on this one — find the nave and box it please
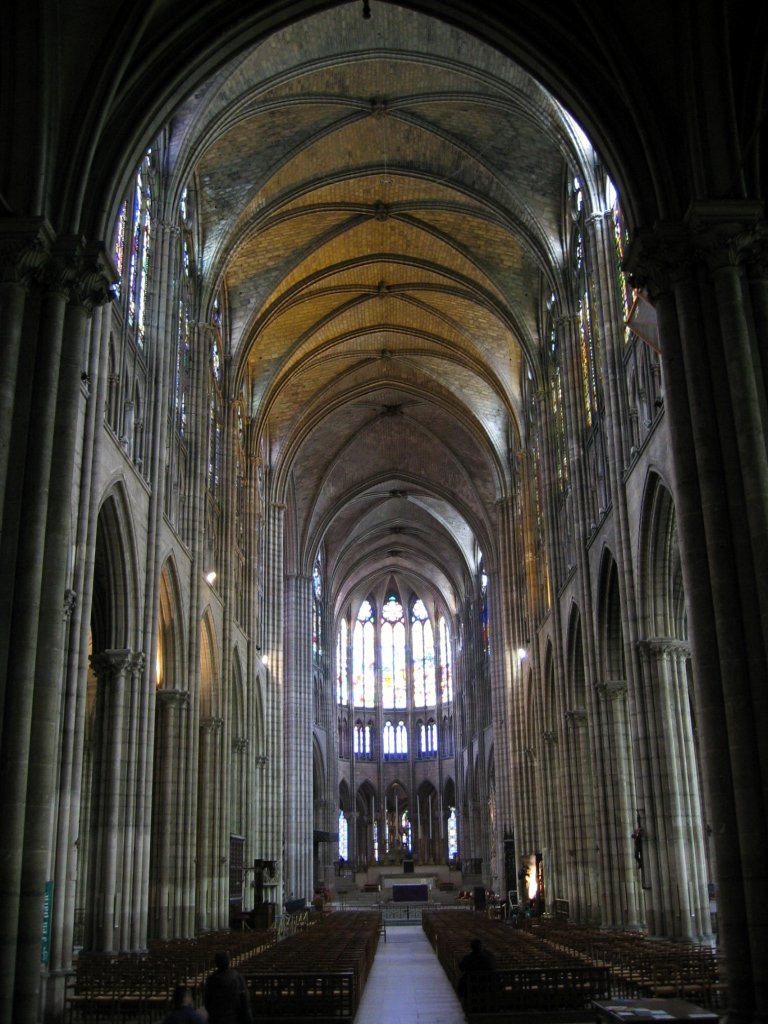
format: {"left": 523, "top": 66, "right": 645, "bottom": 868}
{"left": 353, "top": 926, "right": 466, "bottom": 1024}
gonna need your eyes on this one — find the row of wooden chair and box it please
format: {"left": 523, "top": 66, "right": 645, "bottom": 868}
{"left": 65, "top": 926, "right": 275, "bottom": 1023}
{"left": 422, "top": 911, "right": 611, "bottom": 1021}
{"left": 533, "top": 920, "right": 727, "bottom": 1009}
{"left": 239, "top": 911, "right": 382, "bottom": 1022}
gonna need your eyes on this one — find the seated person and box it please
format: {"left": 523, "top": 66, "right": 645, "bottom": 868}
{"left": 457, "top": 937, "right": 497, "bottom": 1004}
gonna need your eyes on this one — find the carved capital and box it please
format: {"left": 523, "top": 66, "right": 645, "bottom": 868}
{"left": 90, "top": 648, "right": 133, "bottom": 680}
{"left": 63, "top": 588, "right": 78, "bottom": 621}
{"left": 0, "top": 218, "right": 55, "bottom": 288}
{"left": 156, "top": 688, "right": 191, "bottom": 711}
{"left": 542, "top": 729, "right": 557, "bottom": 745}
{"left": 233, "top": 737, "right": 249, "bottom": 753}
{"left": 637, "top": 637, "right": 691, "bottom": 661}
{"left": 595, "top": 678, "right": 628, "bottom": 701}
{"left": 623, "top": 223, "right": 694, "bottom": 299}
{"left": 685, "top": 200, "right": 765, "bottom": 273}
{"left": 46, "top": 236, "right": 117, "bottom": 309}
{"left": 564, "top": 707, "right": 588, "bottom": 729}
{"left": 200, "top": 716, "right": 225, "bottom": 735}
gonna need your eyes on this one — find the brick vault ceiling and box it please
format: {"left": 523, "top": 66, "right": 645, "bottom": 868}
{"left": 172, "top": 1, "right": 593, "bottom": 613}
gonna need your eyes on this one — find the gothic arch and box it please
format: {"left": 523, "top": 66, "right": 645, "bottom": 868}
{"left": 565, "top": 603, "right": 587, "bottom": 709}
{"left": 596, "top": 549, "right": 626, "bottom": 681}
{"left": 157, "top": 556, "right": 186, "bottom": 690}
{"left": 91, "top": 482, "right": 140, "bottom": 653}
{"left": 199, "top": 609, "right": 220, "bottom": 719}
{"left": 638, "top": 471, "right": 687, "bottom": 641}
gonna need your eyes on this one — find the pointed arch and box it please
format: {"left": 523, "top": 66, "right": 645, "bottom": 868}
{"left": 199, "top": 609, "right": 220, "bottom": 719}
{"left": 639, "top": 471, "right": 687, "bottom": 641}
{"left": 597, "top": 548, "right": 625, "bottom": 679}
{"left": 157, "top": 556, "right": 186, "bottom": 690}
{"left": 92, "top": 482, "right": 140, "bottom": 652}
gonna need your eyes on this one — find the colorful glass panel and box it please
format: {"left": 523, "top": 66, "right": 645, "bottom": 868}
{"left": 336, "top": 617, "right": 348, "bottom": 704}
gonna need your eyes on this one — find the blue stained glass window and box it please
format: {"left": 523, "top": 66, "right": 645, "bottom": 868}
{"left": 313, "top": 552, "right": 322, "bottom": 657}
{"left": 447, "top": 807, "right": 458, "bottom": 860}
{"left": 338, "top": 811, "right": 348, "bottom": 861}
{"left": 113, "top": 201, "right": 127, "bottom": 300}
{"left": 128, "top": 153, "right": 152, "bottom": 349}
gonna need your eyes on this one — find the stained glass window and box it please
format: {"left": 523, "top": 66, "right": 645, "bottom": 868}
{"left": 607, "top": 178, "right": 633, "bottom": 344}
{"left": 447, "top": 807, "right": 458, "bottom": 860}
{"left": 439, "top": 615, "right": 453, "bottom": 702}
{"left": 354, "top": 719, "right": 372, "bottom": 757}
{"left": 548, "top": 314, "right": 568, "bottom": 488}
{"left": 412, "top": 599, "right": 435, "bottom": 706}
{"left": 419, "top": 719, "right": 438, "bottom": 755}
{"left": 313, "top": 552, "right": 323, "bottom": 657}
{"left": 353, "top": 600, "right": 376, "bottom": 707}
{"left": 381, "top": 720, "right": 408, "bottom": 757}
{"left": 207, "top": 396, "right": 221, "bottom": 494}
{"left": 572, "top": 177, "right": 602, "bottom": 427}
{"left": 113, "top": 201, "right": 127, "bottom": 300}
{"left": 480, "top": 563, "right": 490, "bottom": 655}
{"left": 338, "top": 811, "right": 348, "bottom": 862}
{"left": 381, "top": 594, "right": 406, "bottom": 709}
{"left": 336, "top": 616, "right": 348, "bottom": 704}
{"left": 383, "top": 720, "right": 395, "bottom": 754}
{"left": 395, "top": 720, "right": 408, "bottom": 754}
{"left": 127, "top": 152, "right": 152, "bottom": 349}
{"left": 175, "top": 299, "right": 191, "bottom": 437}
{"left": 211, "top": 334, "right": 222, "bottom": 385}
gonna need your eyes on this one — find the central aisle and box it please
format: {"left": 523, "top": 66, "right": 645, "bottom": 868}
{"left": 354, "top": 925, "right": 467, "bottom": 1023}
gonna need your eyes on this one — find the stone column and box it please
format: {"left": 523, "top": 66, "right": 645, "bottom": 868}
{"left": 626, "top": 203, "right": 768, "bottom": 1022}
{"left": 563, "top": 708, "right": 599, "bottom": 923}
{"left": 636, "top": 639, "right": 711, "bottom": 940}
{"left": 86, "top": 649, "right": 133, "bottom": 950}
{"left": 261, "top": 500, "right": 285, "bottom": 902}
{"left": 197, "top": 716, "right": 224, "bottom": 931}
{"left": 283, "top": 572, "right": 313, "bottom": 904}
{"left": 594, "top": 679, "right": 643, "bottom": 929}
{"left": 152, "top": 689, "right": 190, "bottom": 939}
{"left": 0, "top": 218, "right": 54, "bottom": 520}
{"left": 0, "top": 237, "right": 114, "bottom": 1021}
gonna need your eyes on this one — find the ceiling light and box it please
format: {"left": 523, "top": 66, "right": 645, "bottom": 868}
{"left": 205, "top": 570, "right": 217, "bottom": 585}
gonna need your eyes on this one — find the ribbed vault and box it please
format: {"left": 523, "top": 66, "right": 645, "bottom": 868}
{"left": 169, "top": 1, "right": 595, "bottom": 618}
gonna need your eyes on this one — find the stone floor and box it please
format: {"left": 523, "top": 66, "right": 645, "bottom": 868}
{"left": 354, "top": 923, "right": 467, "bottom": 1023}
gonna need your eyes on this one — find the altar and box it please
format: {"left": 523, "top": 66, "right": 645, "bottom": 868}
{"left": 380, "top": 875, "right": 435, "bottom": 890}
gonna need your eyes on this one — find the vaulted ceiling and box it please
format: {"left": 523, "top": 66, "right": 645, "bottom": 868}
{"left": 169, "top": 1, "right": 596, "bottom": 620}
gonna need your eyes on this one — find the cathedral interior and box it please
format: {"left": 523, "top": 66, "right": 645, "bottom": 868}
{"left": 1, "top": 2, "right": 767, "bottom": 1022}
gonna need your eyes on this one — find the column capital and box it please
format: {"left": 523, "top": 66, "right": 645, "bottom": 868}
{"left": 624, "top": 202, "right": 767, "bottom": 297}
{"left": 200, "top": 716, "right": 224, "bottom": 734}
{"left": 595, "top": 678, "right": 628, "bottom": 701}
{"left": 554, "top": 311, "right": 581, "bottom": 332}
{"left": 47, "top": 236, "right": 118, "bottom": 310}
{"left": 233, "top": 737, "right": 249, "bottom": 753}
{"left": 637, "top": 637, "right": 691, "bottom": 660}
{"left": 156, "top": 688, "right": 191, "bottom": 711}
{"left": 685, "top": 200, "right": 765, "bottom": 273}
{"left": 0, "top": 217, "right": 55, "bottom": 288}
{"left": 90, "top": 648, "right": 133, "bottom": 679}
{"left": 542, "top": 729, "right": 557, "bottom": 745}
{"left": 564, "top": 707, "right": 588, "bottom": 729}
